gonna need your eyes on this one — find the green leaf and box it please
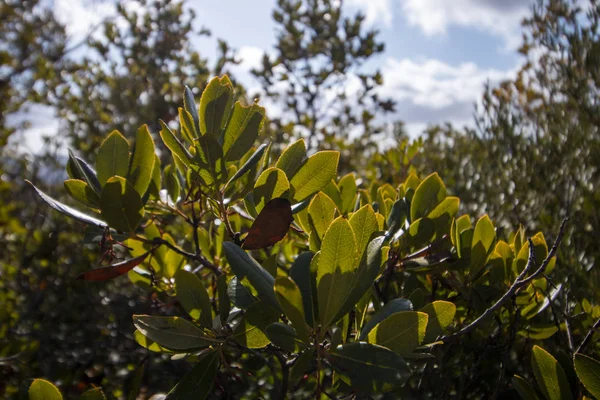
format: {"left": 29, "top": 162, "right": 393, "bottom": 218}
{"left": 127, "top": 124, "right": 156, "bottom": 197}
{"left": 28, "top": 379, "right": 62, "bottom": 400}
{"left": 100, "top": 176, "right": 144, "bottom": 232}
{"left": 225, "top": 143, "right": 267, "bottom": 188}
{"left": 200, "top": 75, "right": 234, "bottom": 137}
{"left": 166, "top": 351, "right": 219, "bottom": 400}
{"left": 331, "top": 236, "right": 386, "bottom": 326}
{"left": 276, "top": 138, "right": 306, "bottom": 179}
{"left": 308, "top": 192, "right": 337, "bottom": 241}
{"left": 164, "top": 164, "right": 180, "bottom": 203}
{"left": 338, "top": 173, "right": 358, "bottom": 214}
{"left": 132, "top": 315, "right": 216, "bottom": 350}
{"left": 470, "top": 215, "right": 496, "bottom": 277}
{"left": 531, "top": 345, "right": 573, "bottom": 400}
{"left": 192, "top": 134, "right": 227, "bottom": 192}
{"left": 349, "top": 204, "right": 379, "bottom": 261}
{"left": 96, "top": 130, "right": 130, "bottom": 186}
{"left": 289, "top": 252, "right": 316, "bottom": 327}
{"left": 515, "top": 233, "right": 548, "bottom": 275}
{"left": 227, "top": 276, "right": 257, "bottom": 309}
{"left": 232, "top": 302, "right": 279, "bottom": 348}
{"left": 521, "top": 283, "right": 562, "bottom": 320}
{"left": 359, "top": 298, "right": 413, "bottom": 340}
{"left": 175, "top": 270, "right": 212, "bottom": 328}
{"left": 323, "top": 180, "right": 343, "bottom": 211}
{"left": 290, "top": 151, "right": 340, "bottom": 202}
{"left": 420, "top": 301, "right": 456, "bottom": 343}
{"left": 27, "top": 181, "right": 107, "bottom": 228}
{"left": 252, "top": 167, "right": 290, "bottom": 213}
{"left": 223, "top": 102, "right": 266, "bottom": 161}
{"left": 512, "top": 375, "right": 541, "bottom": 400}
{"left": 317, "top": 216, "right": 357, "bottom": 328}
{"left": 265, "top": 322, "right": 304, "bottom": 352}
{"left": 64, "top": 179, "right": 100, "bottom": 208}
{"left": 80, "top": 388, "right": 106, "bottom": 400}
{"left": 517, "top": 324, "right": 558, "bottom": 340}
{"left": 179, "top": 108, "right": 196, "bottom": 145}
{"left": 222, "top": 242, "right": 279, "bottom": 309}
{"left": 328, "top": 342, "right": 410, "bottom": 392}
{"left": 367, "top": 311, "right": 429, "bottom": 356}
{"left": 386, "top": 200, "right": 407, "bottom": 239}
{"left": 146, "top": 154, "right": 162, "bottom": 199}
{"left": 275, "top": 277, "right": 311, "bottom": 342}
{"left": 67, "top": 150, "right": 102, "bottom": 194}
{"left": 134, "top": 330, "right": 174, "bottom": 353}
{"left": 183, "top": 85, "right": 200, "bottom": 135}
{"left": 159, "top": 120, "right": 192, "bottom": 165}
{"left": 410, "top": 172, "right": 446, "bottom": 222}
{"left": 574, "top": 353, "right": 600, "bottom": 398}
{"left": 428, "top": 196, "right": 460, "bottom": 219}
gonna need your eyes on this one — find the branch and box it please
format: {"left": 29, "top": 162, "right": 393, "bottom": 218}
{"left": 575, "top": 316, "right": 600, "bottom": 354}
{"left": 441, "top": 218, "right": 569, "bottom": 342}
{"left": 148, "top": 237, "right": 221, "bottom": 276}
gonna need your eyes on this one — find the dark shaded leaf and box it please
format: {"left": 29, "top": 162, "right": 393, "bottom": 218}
{"left": 166, "top": 351, "right": 219, "bottom": 400}
{"left": 328, "top": 342, "right": 410, "bottom": 392}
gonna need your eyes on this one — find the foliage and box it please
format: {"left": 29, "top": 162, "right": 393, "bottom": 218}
{"left": 50, "top": 0, "right": 242, "bottom": 159}
{"left": 23, "top": 77, "right": 600, "bottom": 398}
{"left": 0, "top": 0, "right": 67, "bottom": 146}
{"left": 252, "top": 0, "right": 396, "bottom": 153}
{"left": 414, "top": 0, "right": 600, "bottom": 302}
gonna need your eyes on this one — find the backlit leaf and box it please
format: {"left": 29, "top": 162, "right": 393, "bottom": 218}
{"left": 28, "top": 379, "right": 62, "bottom": 400}
{"left": 252, "top": 167, "right": 290, "bottom": 213}
{"left": 317, "top": 216, "right": 357, "bottom": 328}
{"left": 367, "top": 311, "right": 428, "bottom": 356}
{"left": 531, "top": 345, "right": 573, "bottom": 400}
{"left": 96, "top": 130, "right": 130, "bottom": 186}
{"left": 100, "top": 176, "right": 144, "bottom": 232}
{"left": 276, "top": 138, "right": 306, "bottom": 179}
{"left": 175, "top": 270, "right": 213, "bottom": 328}
{"left": 290, "top": 151, "right": 339, "bottom": 202}
{"left": 574, "top": 353, "right": 600, "bottom": 398}
{"left": 200, "top": 75, "right": 233, "bottom": 137}
{"left": 410, "top": 173, "right": 446, "bottom": 222}
{"left": 127, "top": 124, "right": 156, "bottom": 197}
{"left": 223, "top": 102, "right": 266, "bottom": 161}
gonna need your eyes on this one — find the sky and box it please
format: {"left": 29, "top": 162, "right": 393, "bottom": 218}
{"left": 18, "top": 0, "right": 535, "bottom": 152}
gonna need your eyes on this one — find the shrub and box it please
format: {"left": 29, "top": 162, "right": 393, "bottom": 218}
{"left": 23, "top": 77, "right": 599, "bottom": 399}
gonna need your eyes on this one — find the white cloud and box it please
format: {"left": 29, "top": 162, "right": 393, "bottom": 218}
{"left": 399, "top": 0, "right": 531, "bottom": 50}
{"left": 345, "top": 0, "right": 393, "bottom": 27}
{"left": 237, "top": 46, "right": 265, "bottom": 72}
{"left": 344, "top": 0, "right": 531, "bottom": 49}
{"left": 54, "top": 0, "right": 116, "bottom": 40}
{"left": 379, "top": 56, "right": 517, "bottom": 130}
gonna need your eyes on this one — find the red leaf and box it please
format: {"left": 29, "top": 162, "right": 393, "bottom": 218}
{"left": 77, "top": 252, "right": 150, "bottom": 281}
{"left": 242, "top": 198, "right": 293, "bottom": 250}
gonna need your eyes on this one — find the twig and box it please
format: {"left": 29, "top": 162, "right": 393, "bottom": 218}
{"left": 146, "top": 237, "right": 221, "bottom": 276}
{"left": 441, "top": 218, "right": 568, "bottom": 342}
{"left": 272, "top": 349, "right": 289, "bottom": 400}
{"left": 575, "top": 316, "right": 600, "bottom": 354}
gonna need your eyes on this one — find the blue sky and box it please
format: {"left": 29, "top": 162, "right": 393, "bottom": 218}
{"left": 19, "top": 0, "right": 534, "bottom": 152}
